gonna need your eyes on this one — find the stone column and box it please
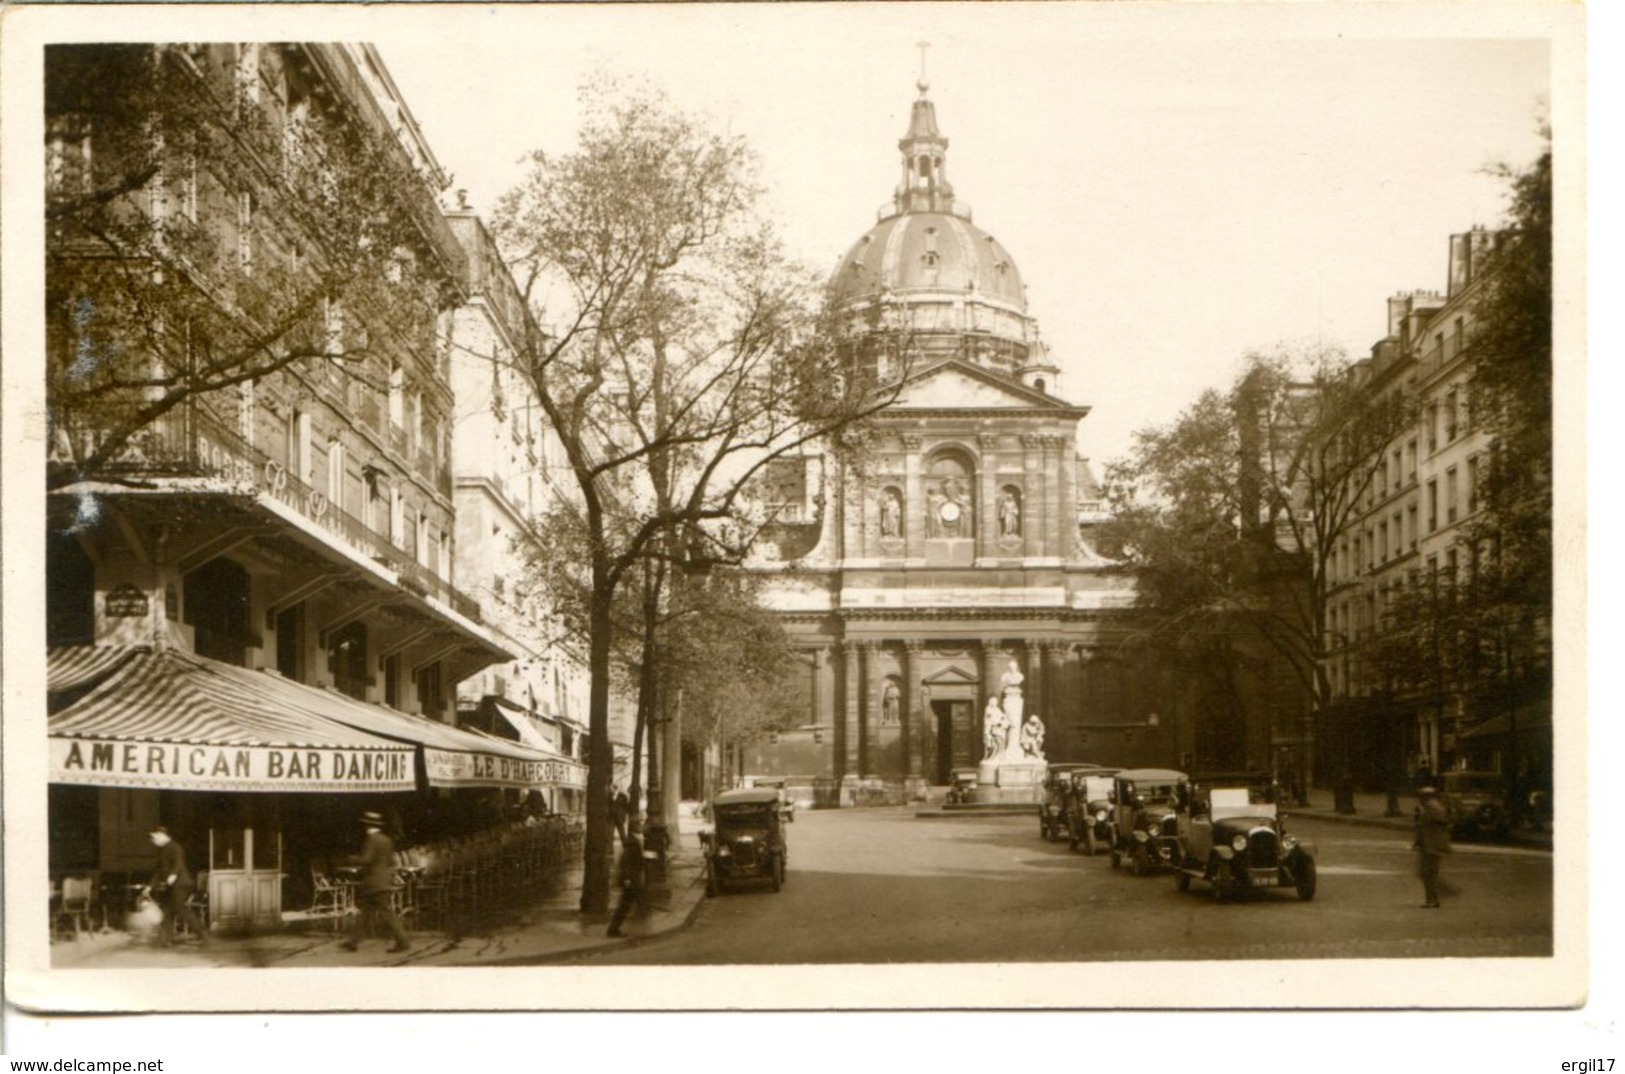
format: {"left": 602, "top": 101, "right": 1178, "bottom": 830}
{"left": 1040, "top": 640, "right": 1069, "bottom": 742}
{"left": 1022, "top": 434, "right": 1043, "bottom": 559}
{"left": 980, "top": 639, "right": 1004, "bottom": 736}
{"left": 902, "top": 436, "right": 923, "bottom": 560}
{"left": 903, "top": 641, "right": 924, "bottom": 778}
{"left": 810, "top": 643, "right": 826, "bottom": 727}
{"left": 856, "top": 641, "right": 875, "bottom": 777}
{"left": 839, "top": 641, "right": 859, "bottom": 779}
{"left": 978, "top": 434, "right": 999, "bottom": 558}
{"left": 1025, "top": 643, "right": 1044, "bottom": 724}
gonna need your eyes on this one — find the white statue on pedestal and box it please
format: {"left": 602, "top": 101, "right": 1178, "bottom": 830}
{"left": 1020, "top": 713, "right": 1046, "bottom": 760}
{"left": 982, "top": 696, "right": 1012, "bottom": 761}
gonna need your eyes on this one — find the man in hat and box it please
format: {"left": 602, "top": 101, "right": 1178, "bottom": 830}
{"left": 1412, "top": 786, "right": 1453, "bottom": 908}
{"left": 147, "top": 826, "right": 208, "bottom": 946}
{"left": 341, "top": 811, "right": 411, "bottom": 954}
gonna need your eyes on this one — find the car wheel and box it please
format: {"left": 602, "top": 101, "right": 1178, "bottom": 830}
{"left": 1109, "top": 847, "right": 1121, "bottom": 869}
{"left": 1208, "top": 857, "right": 1226, "bottom": 901}
{"left": 1083, "top": 828, "right": 1097, "bottom": 857}
{"left": 770, "top": 857, "right": 782, "bottom": 893}
{"left": 707, "top": 867, "right": 724, "bottom": 898}
{"left": 1131, "top": 845, "right": 1147, "bottom": 877}
{"left": 1295, "top": 856, "right": 1317, "bottom": 902}
{"left": 1176, "top": 870, "right": 1191, "bottom": 893}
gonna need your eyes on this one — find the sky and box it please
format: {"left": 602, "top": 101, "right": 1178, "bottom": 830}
{"left": 370, "top": 4, "right": 1562, "bottom": 470}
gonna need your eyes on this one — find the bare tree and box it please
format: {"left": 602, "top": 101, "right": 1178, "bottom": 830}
{"left": 491, "top": 80, "right": 907, "bottom": 913}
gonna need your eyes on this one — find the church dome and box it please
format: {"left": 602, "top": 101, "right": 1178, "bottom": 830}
{"left": 832, "top": 212, "right": 1027, "bottom": 309}
{"left": 830, "top": 80, "right": 1054, "bottom": 384}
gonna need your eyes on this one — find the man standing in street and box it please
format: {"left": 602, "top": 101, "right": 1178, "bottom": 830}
{"left": 606, "top": 832, "right": 645, "bottom": 938}
{"left": 341, "top": 811, "right": 411, "bottom": 954}
{"left": 1413, "top": 785, "right": 1453, "bottom": 908}
{"left": 147, "top": 826, "right": 208, "bottom": 946}
{"left": 611, "top": 787, "right": 631, "bottom": 842}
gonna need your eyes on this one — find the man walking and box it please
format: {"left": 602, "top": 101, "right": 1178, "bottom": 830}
{"left": 1413, "top": 785, "right": 1453, "bottom": 908}
{"left": 147, "top": 826, "right": 208, "bottom": 946}
{"left": 606, "top": 832, "right": 645, "bottom": 938}
{"left": 341, "top": 811, "right": 411, "bottom": 954}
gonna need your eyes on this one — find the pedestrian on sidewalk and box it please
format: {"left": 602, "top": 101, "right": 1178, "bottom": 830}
{"left": 1412, "top": 786, "right": 1452, "bottom": 908}
{"left": 606, "top": 832, "right": 645, "bottom": 938}
{"left": 341, "top": 811, "right": 411, "bottom": 954}
{"left": 145, "top": 826, "right": 208, "bottom": 947}
{"left": 611, "top": 788, "right": 631, "bottom": 842}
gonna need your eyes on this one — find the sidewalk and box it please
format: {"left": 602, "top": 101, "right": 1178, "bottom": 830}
{"left": 49, "top": 813, "right": 712, "bottom": 970}
{"left": 1288, "top": 788, "right": 1553, "bottom": 851}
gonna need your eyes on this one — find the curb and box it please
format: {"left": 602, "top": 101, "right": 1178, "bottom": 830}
{"left": 478, "top": 868, "right": 711, "bottom": 966}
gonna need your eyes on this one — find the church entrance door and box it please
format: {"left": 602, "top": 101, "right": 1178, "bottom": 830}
{"left": 931, "top": 698, "right": 976, "bottom": 783}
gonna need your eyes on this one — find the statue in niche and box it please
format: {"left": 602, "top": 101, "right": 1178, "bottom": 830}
{"left": 1020, "top": 713, "right": 1046, "bottom": 760}
{"left": 880, "top": 488, "right": 903, "bottom": 539}
{"left": 882, "top": 680, "right": 901, "bottom": 725}
{"left": 999, "top": 488, "right": 1021, "bottom": 538}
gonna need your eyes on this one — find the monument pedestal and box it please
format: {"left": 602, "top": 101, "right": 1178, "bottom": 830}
{"left": 972, "top": 757, "right": 1046, "bottom": 805}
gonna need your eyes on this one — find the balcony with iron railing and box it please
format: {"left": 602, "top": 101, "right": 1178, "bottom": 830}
{"left": 54, "top": 403, "right": 483, "bottom": 624}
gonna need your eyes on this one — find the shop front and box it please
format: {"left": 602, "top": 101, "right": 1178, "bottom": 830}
{"left": 48, "top": 645, "right": 419, "bottom": 933}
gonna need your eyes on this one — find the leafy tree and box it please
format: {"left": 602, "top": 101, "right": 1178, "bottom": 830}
{"left": 46, "top": 44, "right": 456, "bottom": 489}
{"left": 1104, "top": 346, "right": 1413, "bottom": 793}
{"left": 489, "top": 80, "right": 905, "bottom": 913}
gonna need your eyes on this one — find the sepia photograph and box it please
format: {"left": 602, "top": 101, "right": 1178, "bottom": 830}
{"left": 0, "top": 0, "right": 1596, "bottom": 1047}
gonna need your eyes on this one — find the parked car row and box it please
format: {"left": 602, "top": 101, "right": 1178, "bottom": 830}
{"left": 1039, "top": 763, "right": 1318, "bottom": 902}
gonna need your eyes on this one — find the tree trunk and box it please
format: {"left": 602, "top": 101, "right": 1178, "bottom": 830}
{"left": 580, "top": 570, "right": 616, "bottom": 915}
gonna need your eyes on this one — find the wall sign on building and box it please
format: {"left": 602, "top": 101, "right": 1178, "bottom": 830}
{"left": 104, "top": 583, "right": 150, "bottom": 618}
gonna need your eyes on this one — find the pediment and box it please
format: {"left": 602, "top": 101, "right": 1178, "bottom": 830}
{"left": 922, "top": 665, "right": 979, "bottom": 685}
{"left": 893, "top": 360, "right": 1079, "bottom": 412}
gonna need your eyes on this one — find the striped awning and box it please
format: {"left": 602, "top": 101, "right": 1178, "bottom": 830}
{"left": 48, "top": 644, "right": 143, "bottom": 698}
{"left": 49, "top": 647, "right": 417, "bottom": 793}
{"left": 308, "top": 689, "right": 568, "bottom": 791}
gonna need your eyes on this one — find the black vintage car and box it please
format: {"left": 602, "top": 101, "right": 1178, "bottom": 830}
{"left": 1107, "top": 768, "right": 1187, "bottom": 875}
{"left": 1039, "top": 763, "right": 1097, "bottom": 841}
{"left": 700, "top": 788, "right": 788, "bottom": 896}
{"left": 1170, "top": 773, "right": 1316, "bottom": 901}
{"left": 1437, "top": 771, "right": 1512, "bottom": 841}
{"left": 1065, "top": 767, "right": 1119, "bottom": 855}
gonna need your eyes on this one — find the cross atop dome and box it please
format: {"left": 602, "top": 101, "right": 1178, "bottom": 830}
{"left": 896, "top": 53, "right": 958, "bottom": 216}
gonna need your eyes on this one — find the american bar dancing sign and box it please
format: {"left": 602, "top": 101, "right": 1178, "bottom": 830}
{"left": 49, "top": 737, "right": 416, "bottom": 792}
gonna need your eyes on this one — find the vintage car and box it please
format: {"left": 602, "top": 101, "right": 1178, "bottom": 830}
{"left": 700, "top": 788, "right": 788, "bottom": 895}
{"left": 945, "top": 768, "right": 980, "bottom": 805}
{"left": 747, "top": 776, "right": 797, "bottom": 823}
{"left": 1437, "top": 770, "right": 1512, "bottom": 841}
{"left": 1106, "top": 768, "right": 1187, "bottom": 875}
{"left": 1065, "top": 767, "right": 1120, "bottom": 855}
{"left": 1170, "top": 772, "right": 1316, "bottom": 901}
{"left": 1039, "top": 763, "right": 1097, "bottom": 841}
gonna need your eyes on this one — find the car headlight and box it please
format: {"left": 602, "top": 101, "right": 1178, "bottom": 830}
{"left": 1282, "top": 833, "right": 1298, "bottom": 850}
{"left": 1231, "top": 834, "right": 1249, "bottom": 852}
{"left": 1096, "top": 810, "right": 1108, "bottom": 822}
{"left": 717, "top": 845, "right": 732, "bottom": 857}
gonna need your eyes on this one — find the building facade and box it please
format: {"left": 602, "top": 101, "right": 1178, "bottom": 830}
{"left": 444, "top": 207, "right": 593, "bottom": 813}
{"left": 1323, "top": 227, "right": 1551, "bottom": 793}
{"left": 747, "top": 83, "right": 1216, "bottom": 802}
{"left": 42, "top": 44, "right": 564, "bottom": 930}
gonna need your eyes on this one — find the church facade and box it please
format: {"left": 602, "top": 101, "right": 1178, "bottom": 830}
{"left": 743, "top": 82, "right": 1226, "bottom": 802}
